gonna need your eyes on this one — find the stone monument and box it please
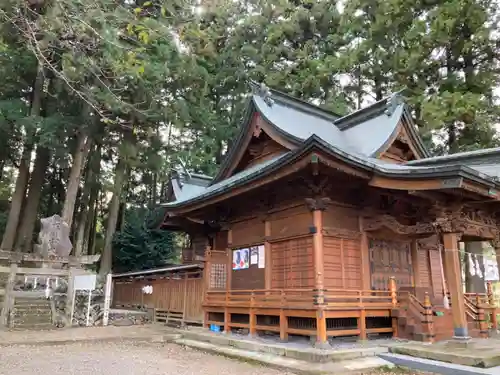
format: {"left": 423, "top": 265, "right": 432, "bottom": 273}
{"left": 34, "top": 214, "right": 73, "bottom": 260}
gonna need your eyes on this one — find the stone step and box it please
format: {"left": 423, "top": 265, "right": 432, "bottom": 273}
{"left": 180, "top": 329, "right": 388, "bottom": 363}
{"left": 13, "top": 304, "right": 52, "bottom": 310}
{"left": 10, "top": 322, "right": 55, "bottom": 331}
{"left": 14, "top": 298, "right": 51, "bottom": 305}
{"left": 12, "top": 314, "right": 52, "bottom": 321}
{"left": 175, "top": 338, "right": 393, "bottom": 375}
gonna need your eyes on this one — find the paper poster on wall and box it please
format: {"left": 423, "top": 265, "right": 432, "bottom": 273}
{"left": 250, "top": 247, "right": 259, "bottom": 265}
{"left": 258, "top": 245, "right": 265, "bottom": 268}
{"left": 232, "top": 248, "right": 250, "bottom": 270}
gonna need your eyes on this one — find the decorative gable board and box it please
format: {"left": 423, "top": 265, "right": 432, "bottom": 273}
{"left": 218, "top": 112, "right": 294, "bottom": 182}
{"left": 378, "top": 122, "right": 424, "bottom": 163}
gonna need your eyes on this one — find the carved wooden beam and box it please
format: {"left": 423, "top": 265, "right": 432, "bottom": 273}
{"left": 322, "top": 227, "right": 361, "bottom": 239}
{"left": 431, "top": 205, "right": 499, "bottom": 239}
{"left": 363, "top": 215, "right": 435, "bottom": 235}
{"left": 305, "top": 197, "right": 331, "bottom": 211}
{"left": 408, "top": 190, "right": 447, "bottom": 202}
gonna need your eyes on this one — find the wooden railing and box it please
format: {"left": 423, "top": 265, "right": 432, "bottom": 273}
{"left": 396, "top": 291, "right": 434, "bottom": 342}
{"left": 205, "top": 288, "right": 394, "bottom": 310}
{"left": 324, "top": 289, "right": 393, "bottom": 309}
{"left": 464, "top": 294, "right": 479, "bottom": 320}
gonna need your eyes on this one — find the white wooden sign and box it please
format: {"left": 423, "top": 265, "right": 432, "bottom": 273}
{"left": 70, "top": 273, "right": 97, "bottom": 326}
{"left": 102, "top": 273, "right": 112, "bottom": 326}
{"left": 74, "top": 274, "right": 97, "bottom": 291}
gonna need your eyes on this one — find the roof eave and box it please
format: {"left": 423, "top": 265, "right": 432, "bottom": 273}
{"left": 400, "top": 105, "right": 431, "bottom": 159}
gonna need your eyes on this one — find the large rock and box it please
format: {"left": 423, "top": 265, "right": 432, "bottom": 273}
{"left": 33, "top": 215, "right": 72, "bottom": 260}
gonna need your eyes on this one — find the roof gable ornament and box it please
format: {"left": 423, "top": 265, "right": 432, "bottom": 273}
{"left": 250, "top": 80, "right": 274, "bottom": 107}
{"left": 177, "top": 157, "right": 192, "bottom": 186}
{"left": 384, "top": 92, "right": 405, "bottom": 117}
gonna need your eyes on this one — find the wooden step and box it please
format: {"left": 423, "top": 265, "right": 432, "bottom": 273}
{"left": 155, "top": 309, "right": 184, "bottom": 323}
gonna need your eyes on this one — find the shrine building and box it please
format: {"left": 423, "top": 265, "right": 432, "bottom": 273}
{"left": 155, "top": 82, "right": 500, "bottom": 345}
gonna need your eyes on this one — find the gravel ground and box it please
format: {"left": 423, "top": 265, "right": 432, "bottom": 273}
{"left": 0, "top": 341, "right": 435, "bottom": 375}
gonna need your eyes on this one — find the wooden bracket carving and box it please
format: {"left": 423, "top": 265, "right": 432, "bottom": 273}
{"left": 322, "top": 227, "right": 361, "bottom": 239}
{"left": 305, "top": 197, "right": 331, "bottom": 211}
{"left": 431, "top": 205, "right": 498, "bottom": 239}
{"left": 491, "top": 234, "right": 500, "bottom": 249}
{"left": 363, "top": 215, "right": 434, "bottom": 235}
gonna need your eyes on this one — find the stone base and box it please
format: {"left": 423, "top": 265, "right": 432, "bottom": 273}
{"left": 313, "top": 341, "right": 332, "bottom": 350}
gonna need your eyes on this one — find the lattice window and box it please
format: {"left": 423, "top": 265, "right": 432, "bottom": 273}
{"left": 210, "top": 263, "right": 227, "bottom": 289}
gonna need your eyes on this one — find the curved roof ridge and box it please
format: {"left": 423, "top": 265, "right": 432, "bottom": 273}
{"left": 249, "top": 80, "right": 343, "bottom": 121}
{"left": 334, "top": 91, "right": 406, "bottom": 130}
{"left": 407, "top": 147, "right": 500, "bottom": 166}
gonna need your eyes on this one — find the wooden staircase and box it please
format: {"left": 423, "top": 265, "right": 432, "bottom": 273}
{"left": 392, "top": 294, "right": 433, "bottom": 342}
{"left": 393, "top": 293, "right": 488, "bottom": 342}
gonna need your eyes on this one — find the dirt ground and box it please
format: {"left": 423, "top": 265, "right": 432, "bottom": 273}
{"left": 0, "top": 341, "right": 435, "bottom": 375}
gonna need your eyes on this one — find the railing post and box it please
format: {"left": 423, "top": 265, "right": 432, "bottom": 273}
{"left": 422, "top": 292, "right": 434, "bottom": 343}
{"left": 389, "top": 277, "right": 398, "bottom": 337}
{"left": 223, "top": 291, "right": 230, "bottom": 334}
{"left": 476, "top": 294, "right": 488, "bottom": 338}
{"left": 389, "top": 277, "right": 397, "bottom": 307}
{"left": 487, "top": 281, "right": 497, "bottom": 331}
{"left": 249, "top": 291, "right": 256, "bottom": 337}
{"left": 279, "top": 290, "right": 288, "bottom": 342}
{"left": 0, "top": 261, "right": 18, "bottom": 329}
{"left": 181, "top": 273, "right": 188, "bottom": 327}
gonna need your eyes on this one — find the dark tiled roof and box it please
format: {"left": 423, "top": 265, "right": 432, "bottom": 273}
{"left": 160, "top": 136, "right": 500, "bottom": 210}
{"left": 408, "top": 147, "right": 500, "bottom": 166}
{"left": 160, "top": 84, "right": 497, "bottom": 210}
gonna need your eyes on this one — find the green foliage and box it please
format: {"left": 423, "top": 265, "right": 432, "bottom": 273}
{"left": 112, "top": 207, "right": 177, "bottom": 273}
{"left": 0, "top": 0, "right": 499, "bottom": 267}
{"left": 342, "top": 0, "right": 500, "bottom": 153}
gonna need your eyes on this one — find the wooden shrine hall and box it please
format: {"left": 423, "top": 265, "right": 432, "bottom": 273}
{"left": 153, "top": 82, "right": 500, "bottom": 346}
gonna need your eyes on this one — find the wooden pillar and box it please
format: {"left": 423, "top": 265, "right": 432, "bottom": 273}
{"left": 66, "top": 266, "right": 77, "bottom": 328}
{"left": 249, "top": 291, "right": 256, "bottom": 337}
{"left": 442, "top": 232, "right": 469, "bottom": 338}
{"left": 203, "top": 246, "right": 211, "bottom": 300}
{"left": 487, "top": 281, "right": 497, "bottom": 330}
{"left": 359, "top": 309, "right": 367, "bottom": 340}
{"left": 225, "top": 230, "right": 232, "bottom": 334}
{"left": 279, "top": 290, "right": 288, "bottom": 341}
{"left": 422, "top": 292, "right": 435, "bottom": 343}
{"left": 0, "top": 262, "right": 18, "bottom": 329}
{"left": 359, "top": 217, "right": 371, "bottom": 290}
{"left": 227, "top": 230, "right": 233, "bottom": 291}
{"left": 410, "top": 239, "right": 420, "bottom": 288}
{"left": 308, "top": 198, "right": 329, "bottom": 347}
{"left": 182, "top": 273, "right": 188, "bottom": 327}
{"left": 165, "top": 275, "right": 172, "bottom": 311}
{"left": 389, "top": 276, "right": 398, "bottom": 337}
{"left": 264, "top": 220, "right": 272, "bottom": 290}
{"left": 476, "top": 294, "right": 488, "bottom": 338}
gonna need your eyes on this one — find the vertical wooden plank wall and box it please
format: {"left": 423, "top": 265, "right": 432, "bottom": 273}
{"left": 112, "top": 275, "right": 204, "bottom": 323}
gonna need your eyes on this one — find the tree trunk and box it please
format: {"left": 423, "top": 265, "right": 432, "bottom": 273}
{"left": 15, "top": 146, "right": 51, "bottom": 252}
{"left": 100, "top": 157, "right": 127, "bottom": 275}
{"left": 83, "top": 148, "right": 102, "bottom": 255}
{"left": 62, "top": 133, "right": 91, "bottom": 228}
{"left": 0, "top": 150, "right": 31, "bottom": 251}
{"left": 87, "top": 202, "right": 98, "bottom": 255}
{"left": 0, "top": 68, "right": 44, "bottom": 251}
{"left": 74, "top": 143, "right": 100, "bottom": 256}
{"left": 152, "top": 172, "right": 158, "bottom": 207}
